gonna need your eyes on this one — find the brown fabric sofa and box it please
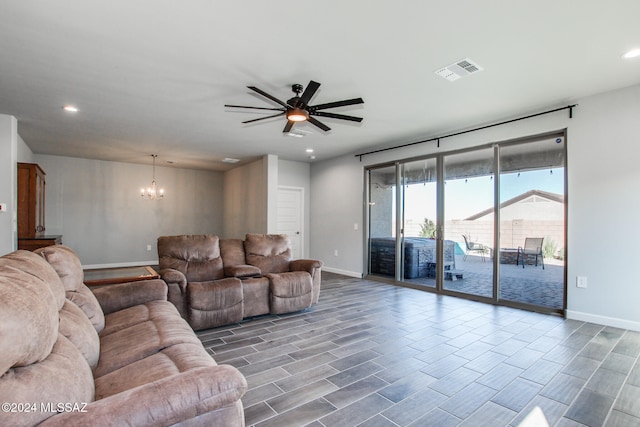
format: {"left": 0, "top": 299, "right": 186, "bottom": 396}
{"left": 158, "top": 234, "right": 323, "bottom": 331}
{"left": 0, "top": 246, "right": 247, "bottom": 427}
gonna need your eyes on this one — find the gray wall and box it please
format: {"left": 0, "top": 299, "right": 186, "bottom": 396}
{"left": 17, "top": 134, "right": 35, "bottom": 164}
{"left": 5, "top": 149, "right": 311, "bottom": 265}
{"left": 310, "top": 83, "right": 640, "bottom": 331}
{"left": 222, "top": 154, "right": 292, "bottom": 239}
{"left": 0, "top": 115, "right": 18, "bottom": 255}
{"left": 310, "top": 154, "right": 365, "bottom": 276}
{"left": 35, "top": 155, "right": 223, "bottom": 266}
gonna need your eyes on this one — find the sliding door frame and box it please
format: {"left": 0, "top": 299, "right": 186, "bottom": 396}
{"left": 363, "top": 130, "right": 567, "bottom": 316}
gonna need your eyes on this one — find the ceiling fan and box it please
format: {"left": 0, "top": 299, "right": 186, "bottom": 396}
{"left": 225, "top": 80, "right": 364, "bottom": 133}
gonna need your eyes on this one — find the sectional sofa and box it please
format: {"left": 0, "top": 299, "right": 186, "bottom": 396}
{"left": 0, "top": 245, "right": 247, "bottom": 426}
{"left": 158, "top": 233, "right": 323, "bottom": 331}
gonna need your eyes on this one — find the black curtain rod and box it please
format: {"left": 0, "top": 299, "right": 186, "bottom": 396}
{"left": 355, "top": 104, "right": 577, "bottom": 160}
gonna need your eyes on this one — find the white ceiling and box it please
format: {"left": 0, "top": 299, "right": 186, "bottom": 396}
{"left": 1, "top": 1, "right": 639, "bottom": 171}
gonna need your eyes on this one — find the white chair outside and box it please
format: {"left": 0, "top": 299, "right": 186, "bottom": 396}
{"left": 516, "top": 237, "right": 545, "bottom": 269}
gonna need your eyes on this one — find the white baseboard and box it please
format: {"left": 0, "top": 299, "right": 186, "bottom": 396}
{"left": 322, "top": 266, "right": 363, "bottom": 278}
{"left": 82, "top": 260, "right": 158, "bottom": 270}
{"left": 566, "top": 310, "right": 640, "bottom": 332}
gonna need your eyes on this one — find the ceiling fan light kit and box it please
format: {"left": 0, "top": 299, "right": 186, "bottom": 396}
{"left": 287, "top": 108, "right": 309, "bottom": 122}
{"left": 225, "top": 80, "right": 364, "bottom": 133}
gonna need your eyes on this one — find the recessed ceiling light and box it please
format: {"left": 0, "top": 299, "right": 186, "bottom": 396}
{"left": 63, "top": 105, "right": 79, "bottom": 112}
{"left": 305, "top": 148, "right": 314, "bottom": 153}
{"left": 309, "top": 155, "right": 316, "bottom": 160}
{"left": 222, "top": 157, "right": 240, "bottom": 163}
{"left": 622, "top": 48, "right": 640, "bottom": 59}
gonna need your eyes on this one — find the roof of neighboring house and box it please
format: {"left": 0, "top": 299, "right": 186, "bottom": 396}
{"left": 465, "top": 189, "right": 564, "bottom": 221}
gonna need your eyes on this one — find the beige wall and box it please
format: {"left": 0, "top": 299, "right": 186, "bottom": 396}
{"left": 222, "top": 157, "right": 269, "bottom": 238}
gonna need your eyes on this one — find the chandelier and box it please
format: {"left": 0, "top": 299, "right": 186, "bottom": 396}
{"left": 140, "top": 154, "right": 164, "bottom": 200}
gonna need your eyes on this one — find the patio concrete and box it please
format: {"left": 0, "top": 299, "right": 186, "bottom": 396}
{"left": 401, "top": 254, "right": 565, "bottom": 310}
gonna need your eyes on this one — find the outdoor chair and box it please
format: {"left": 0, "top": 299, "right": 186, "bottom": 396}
{"left": 462, "top": 234, "right": 486, "bottom": 262}
{"left": 516, "top": 237, "right": 545, "bottom": 269}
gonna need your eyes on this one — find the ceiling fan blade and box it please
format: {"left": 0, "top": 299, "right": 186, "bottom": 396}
{"left": 308, "top": 116, "right": 331, "bottom": 132}
{"left": 225, "top": 104, "right": 285, "bottom": 111}
{"left": 242, "top": 112, "right": 285, "bottom": 124}
{"left": 247, "top": 86, "right": 289, "bottom": 108}
{"left": 311, "top": 111, "right": 363, "bottom": 122}
{"left": 310, "top": 97, "right": 364, "bottom": 111}
{"left": 283, "top": 120, "right": 295, "bottom": 133}
{"left": 297, "top": 80, "right": 321, "bottom": 107}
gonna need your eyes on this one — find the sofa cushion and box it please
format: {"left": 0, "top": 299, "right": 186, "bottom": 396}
{"left": 35, "top": 245, "right": 85, "bottom": 292}
{"left": 66, "top": 284, "right": 106, "bottom": 333}
{"left": 35, "top": 245, "right": 106, "bottom": 333}
{"left": 0, "top": 334, "right": 94, "bottom": 427}
{"left": 0, "top": 262, "right": 59, "bottom": 373}
{"left": 266, "top": 271, "right": 313, "bottom": 314}
{"left": 94, "top": 313, "right": 202, "bottom": 378}
{"left": 1, "top": 250, "right": 67, "bottom": 310}
{"left": 187, "top": 278, "right": 244, "bottom": 330}
{"left": 44, "top": 365, "right": 246, "bottom": 427}
{"left": 59, "top": 300, "right": 100, "bottom": 369}
{"left": 94, "top": 342, "right": 217, "bottom": 399}
{"left": 91, "top": 279, "right": 167, "bottom": 315}
{"left": 100, "top": 300, "right": 184, "bottom": 337}
{"left": 158, "top": 235, "right": 224, "bottom": 281}
{"left": 244, "top": 233, "right": 292, "bottom": 274}
{"left": 220, "top": 238, "right": 247, "bottom": 266}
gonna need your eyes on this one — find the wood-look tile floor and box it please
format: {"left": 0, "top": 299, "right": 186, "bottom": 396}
{"left": 197, "top": 273, "right": 640, "bottom": 426}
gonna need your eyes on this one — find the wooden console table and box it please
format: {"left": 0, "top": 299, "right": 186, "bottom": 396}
{"left": 84, "top": 266, "right": 160, "bottom": 286}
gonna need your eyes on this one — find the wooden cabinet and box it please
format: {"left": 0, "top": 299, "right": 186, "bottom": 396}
{"left": 17, "top": 162, "right": 62, "bottom": 251}
{"left": 18, "top": 162, "right": 46, "bottom": 237}
{"left": 18, "top": 235, "right": 63, "bottom": 251}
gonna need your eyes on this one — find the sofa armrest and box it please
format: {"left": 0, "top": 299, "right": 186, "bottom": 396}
{"left": 290, "top": 259, "right": 323, "bottom": 274}
{"left": 159, "top": 268, "right": 187, "bottom": 288}
{"left": 159, "top": 268, "right": 188, "bottom": 318}
{"left": 91, "top": 279, "right": 167, "bottom": 315}
{"left": 39, "top": 364, "right": 247, "bottom": 427}
{"left": 224, "top": 264, "right": 261, "bottom": 278}
{"left": 290, "top": 259, "right": 323, "bottom": 305}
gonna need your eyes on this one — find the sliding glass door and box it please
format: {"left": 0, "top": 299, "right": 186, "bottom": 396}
{"left": 498, "top": 138, "right": 566, "bottom": 310}
{"left": 368, "top": 165, "right": 398, "bottom": 279}
{"left": 365, "top": 132, "right": 566, "bottom": 314}
{"left": 399, "top": 159, "right": 438, "bottom": 288}
{"left": 442, "top": 148, "right": 494, "bottom": 299}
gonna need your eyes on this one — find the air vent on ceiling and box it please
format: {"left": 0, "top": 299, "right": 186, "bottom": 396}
{"left": 435, "top": 58, "right": 484, "bottom": 82}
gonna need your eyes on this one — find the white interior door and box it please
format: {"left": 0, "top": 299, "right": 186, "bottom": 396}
{"left": 277, "top": 186, "right": 304, "bottom": 258}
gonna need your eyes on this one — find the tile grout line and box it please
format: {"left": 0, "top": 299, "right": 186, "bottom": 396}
{"left": 552, "top": 326, "right": 621, "bottom": 426}
{"left": 601, "top": 331, "right": 640, "bottom": 425}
